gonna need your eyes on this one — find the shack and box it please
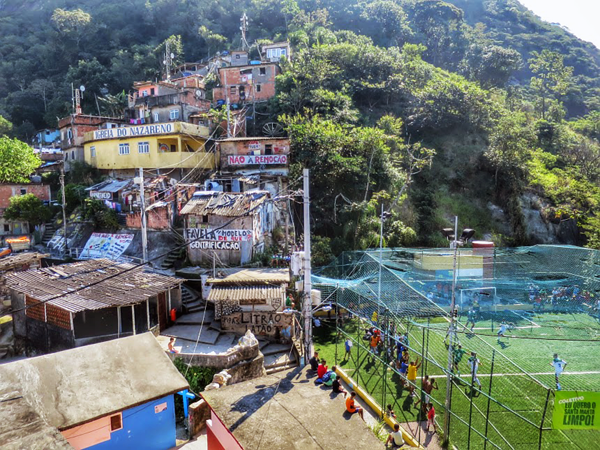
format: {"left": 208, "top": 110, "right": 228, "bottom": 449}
{"left": 180, "top": 191, "right": 275, "bottom": 266}
{"left": 6, "top": 259, "right": 183, "bottom": 352}
{"left": 0, "top": 333, "right": 189, "bottom": 450}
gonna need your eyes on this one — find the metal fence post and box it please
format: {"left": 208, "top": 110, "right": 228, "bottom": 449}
{"left": 483, "top": 350, "right": 495, "bottom": 450}
{"left": 335, "top": 299, "right": 339, "bottom": 365}
{"left": 539, "top": 389, "right": 551, "bottom": 450}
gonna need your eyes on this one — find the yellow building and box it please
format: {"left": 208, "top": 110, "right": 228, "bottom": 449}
{"left": 83, "top": 122, "right": 215, "bottom": 177}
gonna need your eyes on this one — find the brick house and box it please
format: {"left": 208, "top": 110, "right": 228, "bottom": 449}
{"left": 212, "top": 62, "right": 281, "bottom": 105}
{"left": 0, "top": 183, "right": 51, "bottom": 241}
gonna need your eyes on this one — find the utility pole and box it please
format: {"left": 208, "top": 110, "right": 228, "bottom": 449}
{"left": 302, "top": 168, "right": 312, "bottom": 363}
{"left": 139, "top": 168, "right": 148, "bottom": 263}
{"left": 444, "top": 215, "right": 459, "bottom": 443}
{"left": 226, "top": 98, "right": 231, "bottom": 138}
{"left": 240, "top": 13, "right": 249, "bottom": 50}
{"left": 60, "top": 165, "right": 68, "bottom": 256}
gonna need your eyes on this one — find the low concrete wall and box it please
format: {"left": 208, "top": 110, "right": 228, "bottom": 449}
{"left": 188, "top": 398, "right": 211, "bottom": 436}
{"left": 169, "top": 342, "right": 259, "bottom": 369}
{"left": 227, "top": 353, "right": 266, "bottom": 384}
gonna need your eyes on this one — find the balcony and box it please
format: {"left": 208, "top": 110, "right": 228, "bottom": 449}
{"left": 134, "top": 93, "right": 188, "bottom": 108}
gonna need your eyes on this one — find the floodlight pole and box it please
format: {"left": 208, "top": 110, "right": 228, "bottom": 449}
{"left": 444, "top": 215, "right": 459, "bottom": 443}
{"left": 377, "top": 204, "right": 384, "bottom": 322}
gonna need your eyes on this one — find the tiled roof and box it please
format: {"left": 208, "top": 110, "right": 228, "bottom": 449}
{"left": 180, "top": 191, "right": 269, "bottom": 217}
{"left": 207, "top": 285, "right": 285, "bottom": 302}
{"left": 5, "top": 259, "right": 182, "bottom": 313}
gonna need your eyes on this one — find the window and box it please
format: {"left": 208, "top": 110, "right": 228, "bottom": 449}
{"left": 202, "top": 215, "right": 208, "bottom": 223}
{"left": 90, "top": 146, "right": 96, "bottom": 157}
{"left": 230, "top": 86, "right": 237, "bottom": 95}
{"left": 138, "top": 142, "right": 150, "bottom": 154}
{"left": 170, "top": 144, "right": 177, "bottom": 152}
{"left": 20, "top": 188, "right": 27, "bottom": 195}
{"left": 265, "top": 144, "right": 273, "bottom": 155}
{"left": 67, "top": 129, "right": 73, "bottom": 139}
{"left": 235, "top": 54, "right": 240, "bottom": 59}
{"left": 154, "top": 112, "right": 159, "bottom": 123}
{"left": 169, "top": 109, "right": 180, "bottom": 120}
{"left": 150, "top": 88, "right": 155, "bottom": 95}
{"left": 71, "top": 151, "right": 75, "bottom": 159}
{"left": 65, "top": 153, "right": 68, "bottom": 160}
{"left": 3, "top": 224, "right": 9, "bottom": 232}
{"left": 259, "top": 67, "right": 266, "bottom": 75}
{"left": 256, "top": 84, "right": 261, "bottom": 93}
{"left": 110, "top": 413, "right": 123, "bottom": 432}
{"left": 119, "top": 143, "right": 130, "bottom": 155}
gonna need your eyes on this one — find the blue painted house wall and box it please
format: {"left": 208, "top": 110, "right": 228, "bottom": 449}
{"left": 91, "top": 395, "right": 177, "bottom": 450}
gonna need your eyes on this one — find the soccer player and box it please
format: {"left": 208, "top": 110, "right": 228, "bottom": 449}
{"left": 452, "top": 344, "right": 467, "bottom": 375}
{"left": 550, "top": 353, "right": 568, "bottom": 391}
{"left": 465, "top": 308, "right": 477, "bottom": 332}
{"left": 468, "top": 352, "right": 482, "bottom": 388}
{"left": 497, "top": 321, "right": 509, "bottom": 344}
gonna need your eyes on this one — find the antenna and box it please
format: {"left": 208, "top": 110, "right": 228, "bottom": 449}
{"left": 164, "top": 41, "right": 172, "bottom": 80}
{"left": 240, "top": 13, "right": 249, "bottom": 51}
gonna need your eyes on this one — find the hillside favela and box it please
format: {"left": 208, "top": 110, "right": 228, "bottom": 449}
{"left": 0, "top": 0, "right": 599, "bottom": 449}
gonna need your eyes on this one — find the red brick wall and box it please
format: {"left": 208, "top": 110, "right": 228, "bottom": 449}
{"left": 214, "top": 64, "right": 280, "bottom": 103}
{"left": 0, "top": 184, "right": 51, "bottom": 209}
{"left": 126, "top": 204, "right": 172, "bottom": 230}
{"left": 25, "top": 296, "right": 45, "bottom": 321}
{"left": 47, "top": 304, "right": 72, "bottom": 330}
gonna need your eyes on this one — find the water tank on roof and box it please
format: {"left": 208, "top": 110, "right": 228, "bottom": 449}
{"left": 204, "top": 180, "right": 223, "bottom": 192}
{"left": 250, "top": 60, "right": 261, "bottom": 65}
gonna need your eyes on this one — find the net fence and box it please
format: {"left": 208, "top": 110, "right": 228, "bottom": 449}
{"left": 313, "top": 245, "right": 600, "bottom": 449}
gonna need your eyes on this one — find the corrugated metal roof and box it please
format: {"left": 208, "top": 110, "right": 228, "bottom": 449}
{"left": 180, "top": 191, "right": 269, "bottom": 217}
{"left": 0, "top": 252, "right": 47, "bottom": 272}
{"left": 208, "top": 285, "right": 285, "bottom": 302}
{"left": 5, "top": 259, "right": 182, "bottom": 313}
{"left": 85, "top": 179, "right": 132, "bottom": 193}
{"left": 208, "top": 268, "right": 290, "bottom": 285}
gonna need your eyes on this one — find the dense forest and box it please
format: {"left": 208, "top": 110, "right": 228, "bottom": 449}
{"left": 1, "top": 0, "right": 599, "bottom": 257}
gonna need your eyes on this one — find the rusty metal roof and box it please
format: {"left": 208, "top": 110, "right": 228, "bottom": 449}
{"left": 207, "top": 268, "right": 290, "bottom": 285}
{"left": 0, "top": 252, "right": 48, "bottom": 272}
{"left": 5, "top": 259, "right": 182, "bottom": 313}
{"left": 207, "top": 285, "right": 285, "bottom": 302}
{"left": 180, "top": 191, "right": 269, "bottom": 217}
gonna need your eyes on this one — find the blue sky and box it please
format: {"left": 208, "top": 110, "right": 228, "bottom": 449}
{"left": 519, "top": 0, "right": 600, "bottom": 49}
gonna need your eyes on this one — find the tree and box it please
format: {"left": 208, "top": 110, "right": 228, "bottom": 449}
{"left": 198, "top": 26, "right": 228, "bottom": 58}
{"left": 529, "top": 50, "right": 574, "bottom": 120}
{"left": 3, "top": 194, "right": 52, "bottom": 227}
{"left": 51, "top": 8, "right": 92, "bottom": 48}
{"left": 0, "top": 115, "right": 12, "bottom": 136}
{"left": 0, "top": 136, "right": 41, "bottom": 183}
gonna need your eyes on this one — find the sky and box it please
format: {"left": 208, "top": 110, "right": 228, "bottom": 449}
{"left": 518, "top": 0, "right": 600, "bottom": 49}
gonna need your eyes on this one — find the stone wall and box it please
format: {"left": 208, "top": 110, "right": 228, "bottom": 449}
{"left": 188, "top": 398, "right": 211, "bottom": 436}
{"left": 169, "top": 341, "right": 259, "bottom": 369}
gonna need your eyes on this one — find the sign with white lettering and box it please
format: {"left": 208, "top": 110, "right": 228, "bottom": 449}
{"left": 186, "top": 228, "right": 253, "bottom": 242}
{"left": 82, "top": 233, "right": 134, "bottom": 259}
{"left": 190, "top": 241, "right": 240, "bottom": 250}
{"left": 93, "top": 123, "right": 174, "bottom": 141}
{"left": 90, "top": 191, "right": 112, "bottom": 200}
{"left": 227, "top": 154, "right": 287, "bottom": 165}
{"left": 248, "top": 141, "right": 262, "bottom": 150}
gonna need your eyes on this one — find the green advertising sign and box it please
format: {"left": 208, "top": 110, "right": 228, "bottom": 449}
{"left": 553, "top": 391, "right": 600, "bottom": 430}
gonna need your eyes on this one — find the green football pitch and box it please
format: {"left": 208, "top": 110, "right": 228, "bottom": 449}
{"left": 313, "top": 313, "right": 600, "bottom": 449}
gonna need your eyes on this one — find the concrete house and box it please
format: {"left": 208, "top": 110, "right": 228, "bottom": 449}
{"left": 212, "top": 61, "right": 281, "bottom": 105}
{"left": 0, "top": 333, "right": 189, "bottom": 450}
{"left": 0, "top": 183, "right": 51, "bottom": 242}
{"left": 6, "top": 259, "right": 183, "bottom": 352}
{"left": 180, "top": 191, "right": 275, "bottom": 266}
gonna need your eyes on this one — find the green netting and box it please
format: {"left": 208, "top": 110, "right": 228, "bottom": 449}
{"left": 313, "top": 245, "right": 600, "bottom": 449}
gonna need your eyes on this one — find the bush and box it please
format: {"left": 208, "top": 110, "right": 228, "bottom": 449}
{"left": 83, "top": 198, "right": 119, "bottom": 230}
{"left": 3, "top": 193, "right": 52, "bottom": 226}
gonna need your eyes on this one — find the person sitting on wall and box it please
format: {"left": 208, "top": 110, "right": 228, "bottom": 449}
{"left": 386, "top": 424, "right": 406, "bottom": 449}
{"left": 346, "top": 391, "right": 365, "bottom": 420}
{"left": 309, "top": 351, "right": 319, "bottom": 371}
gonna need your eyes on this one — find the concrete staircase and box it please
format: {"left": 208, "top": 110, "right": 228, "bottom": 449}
{"left": 181, "top": 285, "right": 206, "bottom": 314}
{"left": 161, "top": 246, "right": 186, "bottom": 270}
{"left": 41, "top": 223, "right": 55, "bottom": 246}
{"left": 262, "top": 342, "right": 298, "bottom": 375}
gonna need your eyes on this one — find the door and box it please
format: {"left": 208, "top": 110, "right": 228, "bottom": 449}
{"left": 158, "top": 292, "right": 168, "bottom": 331}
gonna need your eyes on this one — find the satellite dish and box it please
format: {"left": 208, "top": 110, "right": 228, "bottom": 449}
{"left": 79, "top": 85, "right": 86, "bottom": 92}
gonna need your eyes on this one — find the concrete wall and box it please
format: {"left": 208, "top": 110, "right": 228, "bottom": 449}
{"left": 218, "top": 138, "right": 289, "bottom": 170}
{"left": 169, "top": 342, "right": 259, "bottom": 369}
{"left": 220, "top": 312, "right": 293, "bottom": 340}
{"left": 188, "top": 398, "right": 211, "bottom": 436}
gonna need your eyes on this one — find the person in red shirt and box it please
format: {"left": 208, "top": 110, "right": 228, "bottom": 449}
{"left": 427, "top": 403, "right": 437, "bottom": 433}
{"left": 317, "top": 359, "right": 328, "bottom": 379}
{"left": 346, "top": 391, "right": 364, "bottom": 420}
